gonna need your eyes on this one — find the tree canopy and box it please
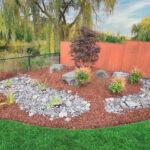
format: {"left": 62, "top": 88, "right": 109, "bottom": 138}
{"left": 131, "top": 17, "right": 150, "bottom": 41}
{"left": 0, "top": 0, "right": 117, "bottom": 52}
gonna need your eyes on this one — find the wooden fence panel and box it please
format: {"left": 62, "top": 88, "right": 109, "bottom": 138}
{"left": 60, "top": 41, "right": 150, "bottom": 78}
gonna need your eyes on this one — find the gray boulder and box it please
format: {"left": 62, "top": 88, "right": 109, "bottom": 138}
{"left": 96, "top": 70, "right": 108, "bottom": 79}
{"left": 112, "top": 72, "right": 130, "bottom": 79}
{"left": 62, "top": 71, "right": 77, "bottom": 86}
{"left": 50, "top": 64, "right": 63, "bottom": 73}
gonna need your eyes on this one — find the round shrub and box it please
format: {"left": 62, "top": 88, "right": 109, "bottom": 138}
{"left": 129, "top": 68, "right": 144, "bottom": 84}
{"left": 109, "top": 78, "right": 126, "bottom": 94}
{"left": 75, "top": 67, "right": 91, "bottom": 87}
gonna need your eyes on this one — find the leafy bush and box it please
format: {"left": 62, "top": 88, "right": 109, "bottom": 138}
{"left": 98, "top": 32, "right": 126, "bottom": 43}
{"left": 129, "top": 68, "right": 144, "bottom": 84}
{"left": 109, "top": 78, "right": 125, "bottom": 94}
{"left": 70, "top": 26, "right": 100, "bottom": 67}
{"left": 75, "top": 67, "right": 91, "bottom": 87}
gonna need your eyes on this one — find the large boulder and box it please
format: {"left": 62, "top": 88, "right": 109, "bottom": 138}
{"left": 112, "top": 72, "right": 130, "bottom": 79}
{"left": 62, "top": 71, "right": 77, "bottom": 86}
{"left": 50, "top": 64, "right": 63, "bottom": 73}
{"left": 96, "top": 70, "right": 108, "bottom": 79}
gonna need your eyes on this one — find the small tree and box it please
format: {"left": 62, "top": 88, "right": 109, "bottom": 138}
{"left": 70, "top": 26, "right": 100, "bottom": 67}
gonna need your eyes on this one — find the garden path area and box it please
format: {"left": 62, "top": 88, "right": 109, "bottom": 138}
{"left": 1, "top": 66, "right": 150, "bottom": 129}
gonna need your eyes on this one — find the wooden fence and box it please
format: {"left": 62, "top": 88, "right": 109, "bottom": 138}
{"left": 60, "top": 40, "right": 150, "bottom": 78}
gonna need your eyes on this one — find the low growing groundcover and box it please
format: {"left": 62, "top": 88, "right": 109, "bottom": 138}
{"left": 0, "top": 120, "right": 150, "bottom": 150}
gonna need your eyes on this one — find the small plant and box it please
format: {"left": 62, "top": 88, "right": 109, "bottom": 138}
{"left": 0, "top": 89, "right": 14, "bottom": 106}
{"left": 5, "top": 80, "right": 13, "bottom": 87}
{"left": 129, "top": 68, "right": 144, "bottom": 84}
{"left": 75, "top": 67, "right": 91, "bottom": 87}
{"left": 38, "top": 79, "right": 47, "bottom": 91}
{"left": 109, "top": 78, "right": 126, "bottom": 94}
{"left": 46, "top": 94, "right": 63, "bottom": 108}
{"left": 6, "top": 89, "right": 14, "bottom": 105}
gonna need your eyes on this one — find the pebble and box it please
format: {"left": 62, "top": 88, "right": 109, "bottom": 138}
{"left": 65, "top": 117, "right": 71, "bottom": 122}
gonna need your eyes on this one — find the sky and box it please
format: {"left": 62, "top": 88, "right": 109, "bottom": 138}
{"left": 97, "top": 0, "right": 150, "bottom": 36}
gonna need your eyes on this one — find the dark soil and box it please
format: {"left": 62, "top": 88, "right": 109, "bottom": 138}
{"left": 1, "top": 66, "right": 150, "bottom": 129}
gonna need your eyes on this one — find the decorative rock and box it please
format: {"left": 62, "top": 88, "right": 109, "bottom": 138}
{"left": 59, "top": 112, "right": 67, "bottom": 118}
{"left": 65, "top": 117, "right": 71, "bottom": 122}
{"left": 62, "top": 71, "right": 77, "bottom": 86}
{"left": 67, "top": 90, "right": 72, "bottom": 94}
{"left": 125, "top": 101, "right": 138, "bottom": 108}
{"left": 50, "top": 64, "right": 63, "bottom": 73}
{"left": 65, "top": 100, "right": 72, "bottom": 107}
{"left": 29, "top": 113, "right": 34, "bottom": 117}
{"left": 112, "top": 72, "right": 130, "bottom": 79}
{"left": 96, "top": 70, "right": 108, "bottom": 79}
{"left": 120, "top": 102, "right": 128, "bottom": 110}
{"left": 33, "top": 95, "right": 38, "bottom": 99}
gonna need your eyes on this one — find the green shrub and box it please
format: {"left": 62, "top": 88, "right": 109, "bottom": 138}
{"left": 129, "top": 68, "right": 144, "bottom": 84}
{"left": 109, "top": 78, "right": 125, "bottom": 94}
{"left": 75, "top": 67, "right": 91, "bottom": 87}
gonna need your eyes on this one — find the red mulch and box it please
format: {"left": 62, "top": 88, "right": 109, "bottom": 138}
{"left": 0, "top": 66, "right": 150, "bottom": 129}
{"left": 0, "top": 93, "right": 7, "bottom": 103}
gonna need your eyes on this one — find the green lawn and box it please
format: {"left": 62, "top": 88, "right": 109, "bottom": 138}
{"left": 0, "top": 120, "right": 150, "bottom": 150}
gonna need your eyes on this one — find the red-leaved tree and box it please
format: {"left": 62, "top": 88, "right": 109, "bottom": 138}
{"left": 70, "top": 26, "right": 100, "bottom": 67}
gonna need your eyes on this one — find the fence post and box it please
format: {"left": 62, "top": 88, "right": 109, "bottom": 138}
{"left": 58, "top": 53, "right": 60, "bottom": 64}
{"left": 28, "top": 56, "right": 31, "bottom": 72}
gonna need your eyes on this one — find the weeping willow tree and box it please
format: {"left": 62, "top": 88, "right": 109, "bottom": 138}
{"left": 0, "top": 0, "right": 117, "bottom": 52}
{"left": 0, "top": 0, "right": 21, "bottom": 47}
{"left": 131, "top": 17, "right": 150, "bottom": 41}
{"left": 0, "top": 0, "right": 33, "bottom": 48}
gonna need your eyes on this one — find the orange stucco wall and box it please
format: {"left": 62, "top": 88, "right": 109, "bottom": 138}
{"left": 60, "top": 41, "right": 150, "bottom": 77}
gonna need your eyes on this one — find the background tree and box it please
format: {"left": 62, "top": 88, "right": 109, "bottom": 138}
{"left": 131, "top": 17, "right": 150, "bottom": 41}
{"left": 0, "top": 0, "right": 117, "bottom": 52}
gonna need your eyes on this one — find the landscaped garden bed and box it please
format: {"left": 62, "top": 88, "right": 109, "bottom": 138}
{"left": 1, "top": 27, "right": 150, "bottom": 129}
{"left": 1, "top": 66, "right": 150, "bottom": 129}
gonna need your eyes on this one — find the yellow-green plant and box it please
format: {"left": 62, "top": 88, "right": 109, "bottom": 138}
{"left": 38, "top": 79, "right": 47, "bottom": 91}
{"left": 6, "top": 89, "right": 14, "bottom": 105}
{"left": 46, "top": 94, "right": 62, "bottom": 108}
{"left": 129, "top": 68, "right": 144, "bottom": 84}
{"left": 0, "top": 89, "right": 14, "bottom": 106}
{"left": 109, "top": 78, "right": 126, "bottom": 94}
{"left": 5, "top": 80, "right": 13, "bottom": 87}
